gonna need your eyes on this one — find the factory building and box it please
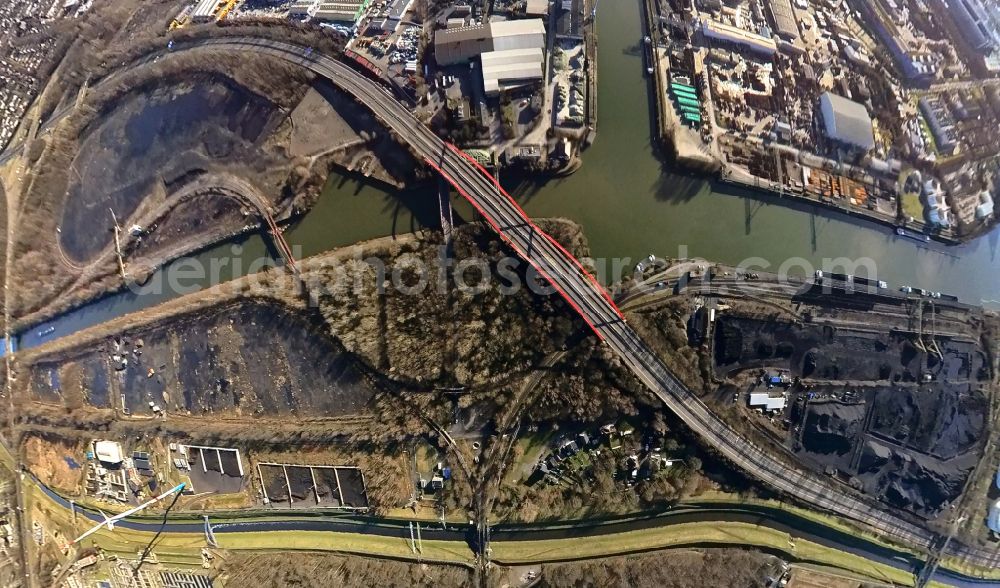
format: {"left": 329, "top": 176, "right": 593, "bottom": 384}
{"left": 699, "top": 19, "right": 777, "bottom": 56}
{"left": 749, "top": 392, "right": 786, "bottom": 412}
{"left": 988, "top": 498, "right": 1000, "bottom": 533}
{"left": 918, "top": 96, "right": 959, "bottom": 155}
{"left": 922, "top": 178, "right": 952, "bottom": 227}
{"left": 287, "top": 0, "right": 318, "bottom": 17}
{"left": 492, "top": 19, "right": 546, "bottom": 52}
{"left": 526, "top": 0, "right": 549, "bottom": 17}
{"left": 94, "top": 440, "right": 124, "bottom": 466}
{"left": 855, "top": 0, "right": 939, "bottom": 86}
{"left": 819, "top": 92, "right": 875, "bottom": 152}
{"left": 435, "top": 25, "right": 495, "bottom": 65}
{"left": 313, "top": 0, "right": 369, "bottom": 23}
{"left": 434, "top": 19, "right": 545, "bottom": 65}
{"left": 481, "top": 48, "right": 544, "bottom": 95}
{"left": 377, "top": 0, "right": 415, "bottom": 32}
{"left": 765, "top": 0, "right": 798, "bottom": 41}
{"left": 975, "top": 191, "right": 994, "bottom": 220}
{"left": 948, "top": 0, "right": 995, "bottom": 53}
{"left": 191, "top": 0, "right": 220, "bottom": 23}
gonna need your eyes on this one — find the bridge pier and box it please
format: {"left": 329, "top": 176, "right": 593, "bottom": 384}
{"left": 203, "top": 515, "right": 217, "bottom": 547}
{"left": 438, "top": 178, "right": 454, "bottom": 250}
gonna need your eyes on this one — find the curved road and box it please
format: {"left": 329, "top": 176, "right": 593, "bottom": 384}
{"left": 179, "top": 37, "right": 999, "bottom": 572}
{"left": 29, "top": 473, "right": 1000, "bottom": 587}
{"left": 4, "top": 35, "right": 997, "bottom": 578}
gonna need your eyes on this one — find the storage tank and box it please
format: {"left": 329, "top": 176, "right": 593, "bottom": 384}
{"left": 988, "top": 498, "right": 1000, "bottom": 533}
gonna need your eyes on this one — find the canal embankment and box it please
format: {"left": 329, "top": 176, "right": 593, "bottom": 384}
{"left": 637, "top": 0, "right": 971, "bottom": 247}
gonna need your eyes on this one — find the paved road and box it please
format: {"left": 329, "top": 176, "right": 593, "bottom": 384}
{"left": 5, "top": 35, "right": 998, "bottom": 574}
{"left": 26, "top": 470, "right": 1000, "bottom": 586}
{"left": 196, "top": 38, "right": 999, "bottom": 571}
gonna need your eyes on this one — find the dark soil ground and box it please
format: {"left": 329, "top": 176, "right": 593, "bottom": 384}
{"left": 715, "top": 316, "right": 987, "bottom": 383}
{"left": 259, "top": 464, "right": 288, "bottom": 502}
{"left": 285, "top": 466, "right": 313, "bottom": 501}
{"left": 28, "top": 351, "right": 113, "bottom": 407}
{"left": 26, "top": 298, "right": 378, "bottom": 417}
{"left": 315, "top": 467, "right": 340, "bottom": 505}
{"left": 59, "top": 78, "right": 283, "bottom": 263}
{"left": 338, "top": 467, "right": 368, "bottom": 507}
{"left": 188, "top": 446, "right": 244, "bottom": 494}
{"left": 257, "top": 464, "right": 367, "bottom": 508}
{"left": 717, "top": 316, "right": 990, "bottom": 518}
{"left": 129, "top": 192, "right": 252, "bottom": 261}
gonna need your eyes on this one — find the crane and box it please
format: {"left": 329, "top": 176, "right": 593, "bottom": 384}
{"left": 70, "top": 483, "right": 186, "bottom": 545}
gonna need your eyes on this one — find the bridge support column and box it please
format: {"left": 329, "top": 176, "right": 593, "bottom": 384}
{"left": 203, "top": 515, "right": 217, "bottom": 547}
{"left": 438, "top": 178, "right": 454, "bottom": 250}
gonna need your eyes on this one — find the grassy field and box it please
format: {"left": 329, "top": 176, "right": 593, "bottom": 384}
{"left": 18, "top": 452, "right": 996, "bottom": 585}
{"left": 938, "top": 555, "right": 1000, "bottom": 581}
{"left": 215, "top": 530, "right": 474, "bottom": 564}
{"left": 490, "top": 521, "right": 929, "bottom": 586}
{"left": 26, "top": 476, "right": 473, "bottom": 565}
{"left": 687, "top": 492, "right": 922, "bottom": 558}
{"left": 504, "top": 432, "right": 555, "bottom": 486}
{"left": 901, "top": 192, "right": 924, "bottom": 221}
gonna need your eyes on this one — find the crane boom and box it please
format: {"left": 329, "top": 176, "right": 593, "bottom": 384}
{"left": 71, "top": 483, "right": 186, "bottom": 545}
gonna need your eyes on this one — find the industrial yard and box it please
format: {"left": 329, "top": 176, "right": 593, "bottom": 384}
{"left": 621, "top": 258, "right": 997, "bottom": 538}
{"left": 170, "top": 0, "right": 598, "bottom": 173}
{"left": 1, "top": 0, "right": 1000, "bottom": 585}
{"left": 716, "top": 312, "right": 989, "bottom": 517}
{"left": 24, "top": 298, "right": 378, "bottom": 417}
{"left": 646, "top": 0, "right": 1000, "bottom": 244}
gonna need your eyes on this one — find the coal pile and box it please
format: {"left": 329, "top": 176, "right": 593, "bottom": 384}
{"left": 716, "top": 315, "right": 990, "bottom": 518}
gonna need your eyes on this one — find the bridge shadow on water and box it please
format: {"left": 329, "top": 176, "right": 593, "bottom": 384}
{"left": 327, "top": 168, "right": 442, "bottom": 238}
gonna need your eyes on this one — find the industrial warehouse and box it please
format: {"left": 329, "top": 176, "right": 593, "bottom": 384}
{"left": 4, "top": 0, "right": 1000, "bottom": 583}
{"left": 818, "top": 91, "right": 876, "bottom": 153}
{"left": 648, "top": 0, "right": 1000, "bottom": 243}
{"left": 434, "top": 19, "right": 546, "bottom": 65}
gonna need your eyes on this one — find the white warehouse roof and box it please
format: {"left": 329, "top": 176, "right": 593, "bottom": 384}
{"left": 435, "top": 19, "right": 545, "bottom": 65}
{"left": 526, "top": 0, "right": 548, "bottom": 15}
{"left": 749, "top": 392, "right": 786, "bottom": 412}
{"left": 700, "top": 19, "right": 777, "bottom": 55}
{"left": 94, "top": 440, "right": 123, "bottom": 464}
{"left": 481, "top": 48, "right": 543, "bottom": 95}
{"left": 820, "top": 92, "right": 875, "bottom": 151}
{"left": 989, "top": 498, "right": 1000, "bottom": 533}
{"left": 491, "top": 19, "right": 545, "bottom": 53}
{"left": 490, "top": 18, "right": 545, "bottom": 38}
{"left": 192, "top": 0, "right": 219, "bottom": 20}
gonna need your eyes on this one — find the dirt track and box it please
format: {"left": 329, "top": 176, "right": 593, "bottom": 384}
{"left": 26, "top": 298, "right": 377, "bottom": 418}
{"left": 59, "top": 78, "right": 283, "bottom": 264}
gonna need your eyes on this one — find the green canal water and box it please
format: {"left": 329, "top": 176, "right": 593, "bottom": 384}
{"left": 20, "top": 0, "right": 1000, "bottom": 347}
{"left": 275, "top": 0, "right": 1000, "bottom": 305}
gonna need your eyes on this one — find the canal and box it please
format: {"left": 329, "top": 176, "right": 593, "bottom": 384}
{"left": 282, "top": 0, "right": 1000, "bottom": 305}
{"left": 16, "top": 0, "right": 1000, "bottom": 348}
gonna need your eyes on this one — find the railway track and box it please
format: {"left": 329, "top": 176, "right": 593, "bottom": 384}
{"left": 183, "top": 37, "right": 1000, "bottom": 572}
{"left": 4, "top": 36, "right": 996, "bottom": 577}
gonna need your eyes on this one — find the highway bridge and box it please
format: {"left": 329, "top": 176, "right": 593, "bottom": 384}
{"left": 192, "top": 37, "right": 1000, "bottom": 571}
{"left": 5, "top": 36, "right": 998, "bottom": 573}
